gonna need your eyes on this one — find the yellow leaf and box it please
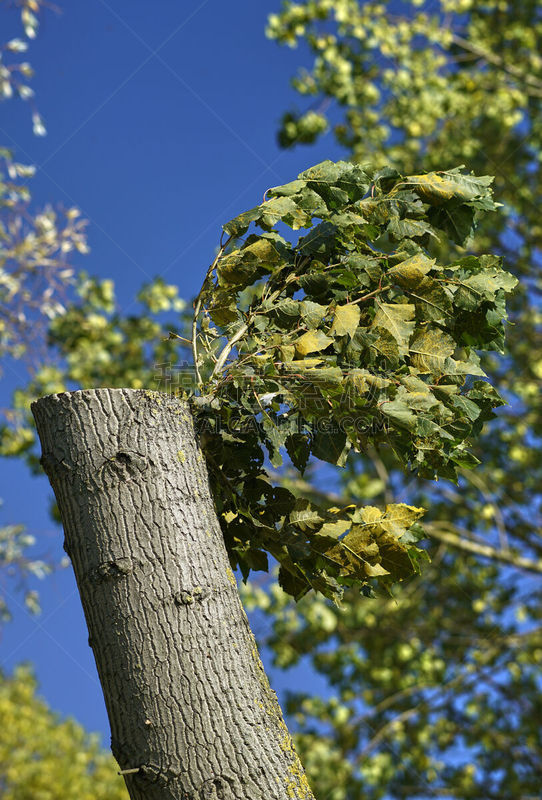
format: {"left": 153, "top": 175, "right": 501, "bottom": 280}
{"left": 318, "top": 519, "right": 351, "bottom": 538}
{"left": 295, "top": 330, "right": 334, "bottom": 356}
{"left": 388, "top": 254, "right": 435, "bottom": 287}
{"left": 410, "top": 329, "right": 455, "bottom": 375}
{"left": 284, "top": 358, "right": 325, "bottom": 369}
{"left": 330, "top": 304, "right": 361, "bottom": 338}
{"left": 358, "top": 505, "right": 383, "bottom": 525}
{"left": 381, "top": 503, "right": 425, "bottom": 536}
{"left": 364, "top": 562, "right": 390, "bottom": 577}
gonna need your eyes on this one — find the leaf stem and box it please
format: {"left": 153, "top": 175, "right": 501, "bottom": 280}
{"left": 348, "top": 284, "right": 391, "bottom": 305}
{"left": 211, "top": 284, "right": 289, "bottom": 381}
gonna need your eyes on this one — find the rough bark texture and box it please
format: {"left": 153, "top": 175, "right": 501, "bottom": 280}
{"left": 32, "top": 389, "right": 314, "bottom": 800}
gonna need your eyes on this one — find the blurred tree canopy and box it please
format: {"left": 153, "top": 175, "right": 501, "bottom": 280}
{"left": 0, "top": 1, "right": 541, "bottom": 799}
{"left": 0, "top": 665, "right": 127, "bottom": 799}
{"left": 0, "top": 0, "right": 87, "bottom": 371}
{"left": 240, "top": 1, "right": 542, "bottom": 797}
{"left": 0, "top": 0, "right": 89, "bottom": 620}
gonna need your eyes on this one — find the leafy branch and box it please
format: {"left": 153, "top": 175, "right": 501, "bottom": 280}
{"left": 183, "top": 160, "right": 517, "bottom": 602}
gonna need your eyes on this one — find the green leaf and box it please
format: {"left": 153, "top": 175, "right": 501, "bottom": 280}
{"left": 283, "top": 358, "right": 326, "bottom": 370}
{"left": 454, "top": 269, "right": 518, "bottom": 310}
{"left": 277, "top": 565, "right": 310, "bottom": 601}
{"left": 217, "top": 238, "right": 282, "bottom": 287}
{"left": 300, "top": 300, "right": 328, "bottom": 328}
{"left": 387, "top": 253, "right": 435, "bottom": 285}
{"left": 387, "top": 218, "right": 435, "bottom": 241}
{"left": 302, "top": 366, "right": 343, "bottom": 384}
{"left": 408, "top": 278, "right": 453, "bottom": 322}
{"left": 370, "top": 327, "right": 400, "bottom": 365}
{"left": 379, "top": 503, "right": 426, "bottom": 536}
{"left": 272, "top": 298, "right": 301, "bottom": 327}
{"left": 267, "top": 179, "right": 306, "bottom": 197}
{"left": 208, "top": 291, "right": 238, "bottom": 325}
{"left": 372, "top": 302, "right": 415, "bottom": 355}
{"left": 259, "top": 196, "right": 312, "bottom": 230}
{"left": 299, "top": 159, "right": 372, "bottom": 203}
{"left": 428, "top": 203, "right": 477, "bottom": 244}
{"left": 317, "top": 518, "right": 351, "bottom": 540}
{"left": 289, "top": 498, "right": 325, "bottom": 531}
{"left": 285, "top": 433, "right": 311, "bottom": 474}
{"left": 450, "top": 448, "right": 482, "bottom": 469}
{"left": 223, "top": 206, "right": 262, "bottom": 237}
{"left": 261, "top": 415, "right": 289, "bottom": 467}
{"left": 244, "top": 549, "right": 269, "bottom": 572}
{"left": 448, "top": 394, "right": 482, "bottom": 422}
{"left": 312, "top": 428, "right": 349, "bottom": 466}
{"left": 380, "top": 399, "right": 416, "bottom": 431}
{"left": 298, "top": 221, "right": 338, "bottom": 258}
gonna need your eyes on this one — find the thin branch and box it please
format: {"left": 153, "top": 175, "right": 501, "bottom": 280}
{"left": 366, "top": 445, "right": 392, "bottom": 504}
{"left": 211, "top": 321, "right": 249, "bottom": 379}
{"left": 348, "top": 285, "right": 391, "bottom": 306}
{"left": 459, "top": 467, "right": 509, "bottom": 550}
{"left": 192, "top": 236, "right": 232, "bottom": 388}
{"left": 166, "top": 332, "right": 193, "bottom": 346}
{"left": 450, "top": 32, "right": 542, "bottom": 97}
{"left": 211, "top": 284, "right": 288, "bottom": 381}
{"left": 426, "top": 523, "right": 542, "bottom": 575}
{"left": 359, "top": 706, "right": 419, "bottom": 759}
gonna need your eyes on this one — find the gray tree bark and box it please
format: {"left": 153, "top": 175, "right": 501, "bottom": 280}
{"left": 32, "top": 389, "right": 314, "bottom": 800}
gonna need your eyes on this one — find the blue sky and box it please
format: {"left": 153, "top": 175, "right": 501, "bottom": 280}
{"left": 0, "top": 0, "right": 341, "bottom": 741}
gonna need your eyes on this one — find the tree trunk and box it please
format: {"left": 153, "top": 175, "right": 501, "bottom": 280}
{"left": 32, "top": 389, "right": 314, "bottom": 800}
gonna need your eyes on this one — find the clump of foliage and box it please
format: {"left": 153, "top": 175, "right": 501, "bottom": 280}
{"left": 0, "top": 150, "right": 89, "bottom": 368}
{"left": 0, "top": 0, "right": 87, "bottom": 372}
{"left": 0, "top": 508, "right": 50, "bottom": 622}
{"left": 190, "top": 159, "right": 516, "bottom": 601}
{"left": 0, "top": 0, "right": 88, "bottom": 619}
{"left": 0, "top": 0, "right": 47, "bottom": 133}
{"left": 0, "top": 665, "right": 128, "bottom": 799}
{"left": 267, "top": 0, "right": 542, "bottom": 179}
{"left": 242, "top": 555, "right": 542, "bottom": 800}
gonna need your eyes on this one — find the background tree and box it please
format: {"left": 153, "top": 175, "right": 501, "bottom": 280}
{"left": 232, "top": 2, "right": 542, "bottom": 797}
{"left": 0, "top": 665, "right": 126, "bottom": 800}
{"left": 0, "top": 0, "right": 87, "bottom": 368}
{"left": 0, "top": 5, "right": 124, "bottom": 795}
{"left": 0, "top": 0, "right": 89, "bottom": 619}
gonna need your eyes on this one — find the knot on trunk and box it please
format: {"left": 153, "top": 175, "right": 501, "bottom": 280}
{"left": 104, "top": 450, "right": 149, "bottom": 478}
{"left": 174, "top": 586, "right": 209, "bottom": 606}
{"left": 93, "top": 557, "right": 134, "bottom": 582}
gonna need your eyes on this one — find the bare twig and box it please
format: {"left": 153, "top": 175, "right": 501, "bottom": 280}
{"left": 192, "top": 236, "right": 232, "bottom": 388}
{"left": 367, "top": 444, "right": 392, "bottom": 504}
{"left": 458, "top": 467, "right": 509, "bottom": 551}
{"left": 426, "top": 523, "right": 542, "bottom": 575}
{"left": 211, "top": 321, "right": 250, "bottom": 380}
